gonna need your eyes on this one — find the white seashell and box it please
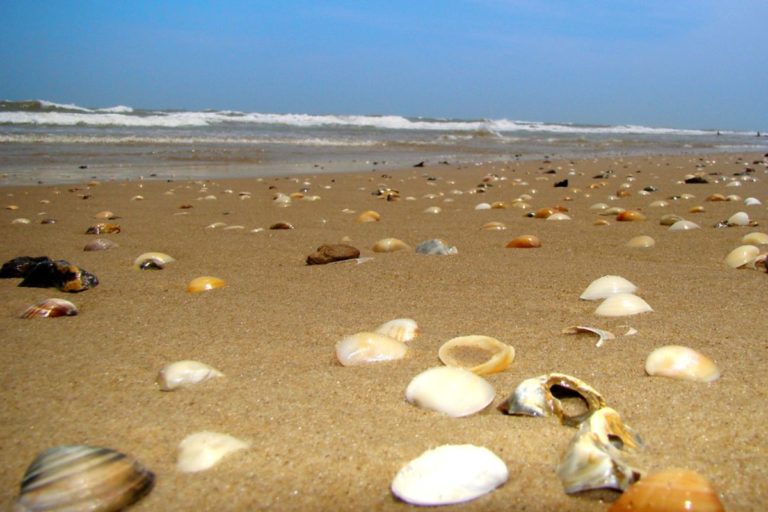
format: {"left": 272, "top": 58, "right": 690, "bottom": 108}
{"left": 668, "top": 220, "right": 700, "bottom": 231}
{"left": 595, "top": 293, "right": 653, "bottom": 317}
{"left": 648, "top": 200, "right": 669, "bottom": 208}
{"left": 724, "top": 244, "right": 760, "bottom": 268}
{"left": 562, "top": 326, "right": 616, "bottom": 348}
{"left": 423, "top": 206, "right": 442, "bottom": 214}
{"left": 546, "top": 212, "right": 571, "bottom": 220}
{"left": 156, "top": 360, "right": 223, "bottom": 391}
{"left": 742, "top": 232, "right": 768, "bottom": 245}
{"left": 589, "top": 203, "right": 608, "bottom": 211}
{"left": 405, "top": 366, "right": 495, "bottom": 417}
{"left": 273, "top": 192, "right": 291, "bottom": 205}
{"left": 375, "top": 318, "right": 419, "bottom": 343}
{"left": 12, "top": 218, "right": 31, "bottom": 224}
{"left": 438, "top": 335, "right": 515, "bottom": 375}
{"left": 206, "top": 222, "right": 227, "bottom": 229}
{"left": 133, "top": 252, "right": 175, "bottom": 270}
{"left": 645, "top": 345, "right": 720, "bottom": 382}
{"left": 474, "top": 202, "right": 491, "bottom": 210}
{"left": 580, "top": 275, "right": 638, "bottom": 301}
{"left": 176, "top": 431, "right": 250, "bottom": 473}
{"left": 744, "top": 197, "right": 762, "bottom": 206}
{"left": 335, "top": 332, "right": 408, "bottom": 366}
{"left": 727, "top": 211, "right": 750, "bottom": 226}
{"left": 626, "top": 235, "right": 655, "bottom": 248}
{"left": 391, "top": 444, "right": 508, "bottom": 506}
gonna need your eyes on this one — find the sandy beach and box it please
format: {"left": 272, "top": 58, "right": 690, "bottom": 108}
{"left": 1, "top": 152, "right": 766, "bottom": 511}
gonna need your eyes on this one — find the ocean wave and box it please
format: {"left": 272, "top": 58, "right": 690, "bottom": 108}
{"left": 0, "top": 133, "right": 379, "bottom": 147}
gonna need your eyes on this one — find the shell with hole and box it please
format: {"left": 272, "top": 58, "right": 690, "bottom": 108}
{"left": 335, "top": 332, "right": 408, "bottom": 366}
{"left": 438, "top": 335, "right": 515, "bottom": 375}
{"left": 20, "top": 298, "right": 78, "bottom": 319}
{"left": 156, "top": 360, "right": 224, "bottom": 391}
{"left": 580, "top": 275, "right": 638, "bottom": 301}
{"left": 186, "top": 276, "right": 226, "bottom": 293}
{"left": 375, "top": 318, "right": 419, "bottom": 343}
{"left": 595, "top": 294, "right": 653, "bottom": 317}
{"left": 645, "top": 345, "right": 720, "bottom": 383}
{"left": 405, "top": 366, "right": 495, "bottom": 417}
{"left": 608, "top": 469, "right": 725, "bottom": 512}
{"left": 498, "top": 373, "right": 606, "bottom": 427}
{"left": 133, "top": 252, "right": 175, "bottom": 270}
{"left": 372, "top": 238, "right": 411, "bottom": 253}
{"left": 14, "top": 445, "right": 155, "bottom": 511}
{"left": 176, "top": 431, "right": 250, "bottom": 473}
{"left": 391, "top": 444, "right": 508, "bottom": 506}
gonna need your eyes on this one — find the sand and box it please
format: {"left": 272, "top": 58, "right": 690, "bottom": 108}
{"left": 1, "top": 152, "right": 766, "bottom": 511}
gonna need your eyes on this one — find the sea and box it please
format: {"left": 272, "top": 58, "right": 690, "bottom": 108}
{"left": 1, "top": 99, "right": 766, "bottom": 185}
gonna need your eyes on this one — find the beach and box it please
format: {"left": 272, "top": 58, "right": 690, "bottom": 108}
{"left": 1, "top": 151, "right": 767, "bottom": 511}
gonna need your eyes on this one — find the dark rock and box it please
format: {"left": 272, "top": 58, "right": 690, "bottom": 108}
{"left": 413, "top": 161, "right": 425, "bottom": 168}
{"left": 0, "top": 256, "right": 50, "bottom": 278}
{"left": 554, "top": 179, "right": 568, "bottom": 188}
{"left": 306, "top": 244, "right": 360, "bottom": 265}
{"left": 684, "top": 176, "right": 708, "bottom": 184}
{"left": 18, "top": 259, "right": 99, "bottom": 292}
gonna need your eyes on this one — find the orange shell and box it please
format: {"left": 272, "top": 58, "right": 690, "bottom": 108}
{"left": 608, "top": 469, "right": 725, "bottom": 512}
{"left": 534, "top": 207, "right": 555, "bottom": 219}
{"left": 356, "top": 210, "right": 381, "bottom": 223}
{"left": 689, "top": 206, "right": 705, "bottom": 213}
{"left": 187, "top": 276, "right": 226, "bottom": 293}
{"left": 617, "top": 210, "right": 647, "bottom": 222}
{"left": 505, "top": 235, "right": 541, "bottom": 248}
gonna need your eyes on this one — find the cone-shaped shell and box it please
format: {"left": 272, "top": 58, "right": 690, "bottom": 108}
{"left": 645, "top": 345, "right": 720, "bottom": 382}
{"left": 20, "top": 298, "right": 78, "bottom": 319}
{"left": 375, "top": 318, "right": 419, "bottom": 343}
{"left": 156, "top": 360, "right": 224, "bottom": 391}
{"left": 438, "top": 335, "right": 515, "bottom": 376}
{"left": 626, "top": 235, "right": 655, "bottom": 248}
{"left": 372, "top": 238, "right": 411, "bottom": 253}
{"left": 391, "top": 444, "right": 508, "bottom": 506}
{"left": 580, "top": 275, "right": 638, "bottom": 301}
{"left": 15, "top": 445, "right": 155, "bottom": 511}
{"left": 357, "top": 210, "right": 381, "bottom": 223}
{"left": 176, "top": 431, "right": 250, "bottom": 473}
{"left": 616, "top": 210, "right": 646, "bottom": 221}
{"left": 186, "top": 276, "right": 225, "bottom": 293}
{"left": 405, "top": 366, "right": 495, "bottom": 417}
{"left": 595, "top": 293, "right": 653, "bottom": 317}
{"left": 335, "top": 332, "right": 408, "bottom": 366}
{"left": 608, "top": 469, "right": 725, "bottom": 512}
{"left": 725, "top": 245, "right": 760, "bottom": 268}
{"left": 505, "top": 235, "right": 541, "bottom": 248}
{"left": 133, "top": 252, "right": 175, "bottom": 270}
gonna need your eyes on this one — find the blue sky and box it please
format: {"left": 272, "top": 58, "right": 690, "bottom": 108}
{"left": 1, "top": 0, "right": 765, "bottom": 130}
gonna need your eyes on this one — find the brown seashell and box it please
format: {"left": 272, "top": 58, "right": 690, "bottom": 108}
{"left": 616, "top": 189, "right": 632, "bottom": 198}
{"left": 20, "top": 298, "right": 78, "bottom": 318}
{"left": 94, "top": 210, "right": 118, "bottom": 219}
{"left": 481, "top": 221, "right": 507, "bottom": 231}
{"left": 357, "top": 210, "right": 381, "bottom": 223}
{"left": 269, "top": 222, "right": 294, "bottom": 230}
{"left": 505, "top": 235, "right": 541, "bottom": 248}
{"left": 85, "top": 223, "right": 121, "bottom": 234}
{"left": 616, "top": 210, "right": 646, "bottom": 221}
{"left": 178, "top": 204, "right": 193, "bottom": 209}
{"left": 83, "top": 238, "right": 118, "bottom": 251}
{"left": 306, "top": 244, "right": 360, "bottom": 265}
{"left": 187, "top": 276, "right": 226, "bottom": 293}
{"left": 438, "top": 335, "right": 515, "bottom": 376}
{"left": 608, "top": 469, "right": 725, "bottom": 512}
{"left": 372, "top": 238, "right": 411, "bottom": 252}
{"left": 534, "top": 207, "right": 556, "bottom": 219}
{"left": 689, "top": 205, "right": 706, "bottom": 213}
{"left": 705, "top": 193, "right": 726, "bottom": 202}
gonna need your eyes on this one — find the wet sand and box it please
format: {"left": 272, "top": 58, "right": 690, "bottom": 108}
{"left": 1, "top": 152, "right": 766, "bottom": 511}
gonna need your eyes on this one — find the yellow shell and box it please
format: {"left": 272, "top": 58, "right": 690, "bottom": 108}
{"left": 742, "top": 232, "right": 768, "bottom": 245}
{"left": 357, "top": 210, "right": 381, "bottom": 223}
{"left": 616, "top": 210, "right": 646, "bottom": 222}
{"left": 438, "top": 335, "right": 515, "bottom": 376}
{"left": 335, "top": 332, "right": 408, "bottom": 366}
{"left": 372, "top": 238, "right": 411, "bottom": 252}
{"left": 186, "top": 276, "right": 226, "bottom": 293}
{"left": 645, "top": 345, "right": 720, "bottom": 382}
{"left": 608, "top": 469, "right": 725, "bottom": 512}
{"left": 724, "top": 244, "right": 760, "bottom": 268}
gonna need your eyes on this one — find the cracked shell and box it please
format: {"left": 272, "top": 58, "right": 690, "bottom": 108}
{"left": 438, "top": 335, "right": 515, "bottom": 376}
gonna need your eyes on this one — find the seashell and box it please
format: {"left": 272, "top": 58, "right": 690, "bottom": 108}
{"left": 659, "top": 213, "right": 684, "bottom": 226}
{"left": 12, "top": 218, "right": 31, "bottom": 224}
{"left": 94, "top": 210, "right": 119, "bottom": 219}
{"left": 689, "top": 205, "right": 705, "bottom": 213}
{"left": 186, "top": 276, "right": 226, "bottom": 293}
{"left": 724, "top": 244, "right": 760, "bottom": 268}
{"left": 356, "top": 210, "right": 381, "bottom": 223}
{"left": 405, "top": 366, "right": 495, "bottom": 417}
{"left": 589, "top": 203, "right": 609, "bottom": 211}
{"left": 668, "top": 220, "right": 700, "bottom": 231}
{"left": 595, "top": 293, "right": 653, "bottom": 317}
{"left": 0, "top": 256, "right": 50, "bottom": 278}
{"left": 15, "top": 445, "right": 154, "bottom": 511}
{"left": 726, "top": 211, "right": 750, "bottom": 226}
{"left": 391, "top": 444, "right": 508, "bottom": 506}
{"left": 206, "top": 222, "right": 227, "bottom": 229}
{"left": 415, "top": 239, "right": 457, "bottom": 255}
{"left": 601, "top": 207, "right": 626, "bottom": 216}
{"left": 177, "top": 431, "right": 250, "bottom": 473}
{"left": 133, "top": 252, "right": 175, "bottom": 270}
{"left": 744, "top": 197, "right": 762, "bottom": 206}
{"left": 706, "top": 193, "right": 726, "bottom": 202}
{"left": 742, "top": 232, "right": 768, "bottom": 245}
{"left": 725, "top": 193, "right": 742, "bottom": 201}
{"left": 223, "top": 225, "right": 244, "bottom": 230}
{"left": 616, "top": 188, "right": 631, "bottom": 198}
{"left": 306, "top": 244, "right": 360, "bottom": 265}
{"left": 608, "top": 469, "right": 725, "bottom": 512}
{"left": 85, "top": 223, "right": 121, "bottom": 234}
{"left": 40, "top": 218, "right": 56, "bottom": 225}
{"left": 19, "top": 260, "right": 98, "bottom": 293}
{"left": 474, "top": 202, "right": 491, "bottom": 210}
{"left": 648, "top": 200, "right": 669, "bottom": 208}
{"left": 335, "top": 332, "right": 408, "bottom": 366}
{"left": 438, "top": 335, "right": 515, "bottom": 376}
{"left": 616, "top": 210, "right": 646, "bottom": 222}
{"left": 546, "top": 212, "right": 571, "bottom": 221}
{"left": 580, "top": 275, "right": 638, "bottom": 301}
{"left": 481, "top": 221, "right": 507, "bottom": 230}
{"left": 562, "top": 325, "right": 616, "bottom": 348}
{"left": 375, "top": 318, "right": 419, "bottom": 343}
{"left": 423, "top": 206, "right": 442, "bottom": 214}
{"left": 156, "top": 360, "right": 224, "bottom": 391}
{"left": 273, "top": 192, "right": 291, "bottom": 205}
{"left": 645, "top": 345, "right": 720, "bottom": 382}
{"left": 491, "top": 201, "right": 508, "bottom": 209}
{"left": 534, "top": 207, "right": 556, "bottom": 218}
{"left": 269, "top": 221, "right": 294, "bottom": 230}
{"left": 83, "top": 238, "right": 118, "bottom": 251}
{"left": 626, "top": 235, "right": 655, "bottom": 248}
{"left": 582, "top": 407, "right": 643, "bottom": 452}
{"left": 20, "top": 298, "right": 78, "bottom": 319}
{"left": 6, "top": 204, "right": 20, "bottom": 210}
{"left": 505, "top": 235, "right": 541, "bottom": 248}
{"left": 594, "top": 219, "right": 610, "bottom": 226}
{"left": 372, "top": 238, "right": 411, "bottom": 253}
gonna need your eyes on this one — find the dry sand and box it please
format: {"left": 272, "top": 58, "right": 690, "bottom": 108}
{"left": 1, "top": 153, "right": 767, "bottom": 511}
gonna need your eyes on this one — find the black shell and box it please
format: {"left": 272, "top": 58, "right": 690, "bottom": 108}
{"left": 0, "top": 256, "right": 51, "bottom": 278}
{"left": 18, "top": 260, "right": 99, "bottom": 292}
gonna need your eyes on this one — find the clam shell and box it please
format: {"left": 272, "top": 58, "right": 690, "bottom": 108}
{"left": 20, "top": 298, "right": 78, "bottom": 319}
{"left": 668, "top": 220, "right": 700, "bottom": 231}
{"left": 742, "top": 232, "right": 768, "bottom": 245}
{"left": 546, "top": 212, "right": 571, "bottom": 221}
{"left": 15, "top": 445, "right": 154, "bottom": 511}
{"left": 405, "top": 366, "right": 495, "bottom": 417}
{"left": 626, "top": 235, "right": 655, "bottom": 248}
{"left": 423, "top": 206, "right": 442, "bottom": 214}
{"left": 562, "top": 325, "right": 616, "bottom": 348}
{"left": 727, "top": 211, "right": 750, "bottom": 226}
{"left": 186, "top": 276, "right": 226, "bottom": 293}
{"left": 372, "top": 238, "right": 411, "bottom": 253}
{"left": 744, "top": 197, "right": 762, "bottom": 206}
{"left": 391, "top": 444, "right": 508, "bottom": 506}
{"left": 659, "top": 213, "right": 684, "bottom": 226}
{"left": 415, "top": 239, "right": 457, "bottom": 255}
{"left": 85, "top": 223, "right": 121, "bottom": 234}
{"left": 438, "top": 335, "right": 515, "bottom": 375}
{"left": 608, "top": 469, "right": 725, "bottom": 512}
{"left": 335, "top": 332, "right": 408, "bottom": 366}
{"left": 176, "top": 431, "right": 250, "bottom": 473}
{"left": 374, "top": 318, "right": 419, "bottom": 343}
{"left": 505, "top": 235, "right": 541, "bottom": 248}
{"left": 133, "top": 252, "right": 175, "bottom": 270}
{"left": 595, "top": 293, "right": 652, "bottom": 317}
{"left": 356, "top": 210, "right": 381, "bottom": 223}
{"left": 724, "top": 245, "right": 760, "bottom": 268}
{"left": 645, "top": 345, "right": 720, "bottom": 382}
{"left": 616, "top": 210, "right": 646, "bottom": 221}
{"left": 474, "top": 202, "right": 492, "bottom": 210}
{"left": 83, "top": 238, "right": 118, "bottom": 251}
{"left": 481, "top": 221, "right": 507, "bottom": 230}
{"left": 156, "top": 360, "right": 224, "bottom": 391}
{"left": 580, "top": 275, "right": 638, "bottom": 301}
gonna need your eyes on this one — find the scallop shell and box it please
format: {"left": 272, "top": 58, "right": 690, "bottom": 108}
{"left": 415, "top": 239, "right": 457, "bottom": 255}
{"left": 562, "top": 325, "right": 616, "bottom": 348}
{"left": 742, "top": 232, "right": 768, "bottom": 245}
{"left": 626, "top": 235, "right": 655, "bottom": 248}
{"left": 186, "top": 276, "right": 226, "bottom": 293}
{"left": 580, "top": 275, "right": 638, "bottom": 301}
{"left": 616, "top": 210, "right": 646, "bottom": 221}
{"left": 356, "top": 210, "right": 381, "bottom": 223}
{"left": 505, "top": 235, "right": 541, "bottom": 248}
{"left": 83, "top": 238, "right": 118, "bottom": 251}
{"left": 176, "top": 431, "right": 250, "bottom": 473}
{"left": 724, "top": 244, "right": 760, "bottom": 268}
{"left": 438, "top": 335, "right": 515, "bottom": 376}
{"left": 391, "top": 444, "right": 508, "bottom": 506}
{"left": 374, "top": 318, "right": 419, "bottom": 343}
{"left": 727, "top": 211, "right": 750, "bottom": 226}
{"left": 645, "top": 345, "right": 720, "bottom": 382}
{"left": 133, "top": 252, "right": 175, "bottom": 270}
{"left": 498, "top": 373, "right": 606, "bottom": 427}
{"left": 668, "top": 220, "right": 700, "bottom": 231}
{"left": 20, "top": 298, "right": 78, "bottom": 319}
{"left": 156, "top": 360, "right": 224, "bottom": 391}
{"left": 595, "top": 294, "right": 653, "bottom": 317}
{"left": 85, "top": 223, "right": 121, "bottom": 234}
{"left": 15, "top": 445, "right": 155, "bottom": 511}
{"left": 335, "top": 332, "right": 408, "bottom": 366}
{"left": 372, "top": 238, "right": 411, "bottom": 253}
{"left": 608, "top": 469, "right": 725, "bottom": 512}
{"left": 405, "top": 366, "right": 495, "bottom": 417}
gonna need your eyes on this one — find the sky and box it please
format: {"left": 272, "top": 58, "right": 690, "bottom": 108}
{"left": 0, "top": 0, "right": 766, "bottom": 130}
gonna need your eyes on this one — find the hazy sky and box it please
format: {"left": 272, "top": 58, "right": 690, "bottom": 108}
{"left": 1, "top": 1, "right": 766, "bottom": 130}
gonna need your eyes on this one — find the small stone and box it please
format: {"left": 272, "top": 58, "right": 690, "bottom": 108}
{"left": 306, "top": 244, "right": 361, "bottom": 265}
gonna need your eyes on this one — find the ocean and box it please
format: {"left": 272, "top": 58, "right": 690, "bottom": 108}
{"left": 1, "top": 99, "right": 766, "bottom": 185}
